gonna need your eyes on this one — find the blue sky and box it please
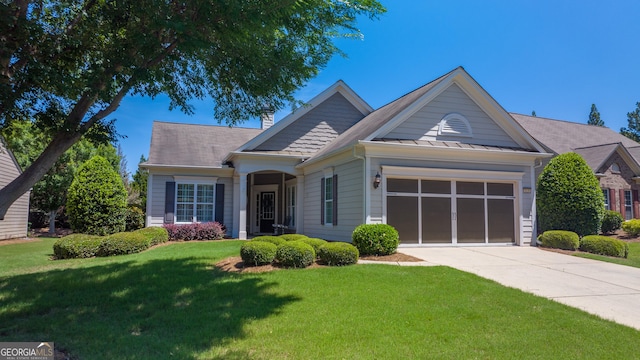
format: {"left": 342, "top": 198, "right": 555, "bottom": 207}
{"left": 111, "top": 1, "right": 640, "bottom": 175}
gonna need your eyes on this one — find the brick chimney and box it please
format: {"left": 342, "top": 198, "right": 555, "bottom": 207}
{"left": 261, "top": 105, "right": 274, "bottom": 130}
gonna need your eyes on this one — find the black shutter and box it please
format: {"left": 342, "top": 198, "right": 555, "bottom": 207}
{"left": 320, "top": 177, "right": 325, "bottom": 225}
{"left": 215, "top": 183, "right": 225, "bottom": 224}
{"left": 332, "top": 174, "right": 338, "bottom": 226}
{"left": 164, "top": 181, "right": 175, "bottom": 224}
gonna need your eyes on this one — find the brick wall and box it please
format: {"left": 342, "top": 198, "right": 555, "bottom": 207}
{"left": 598, "top": 152, "right": 640, "bottom": 219}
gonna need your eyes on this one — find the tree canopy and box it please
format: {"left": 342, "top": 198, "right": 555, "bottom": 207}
{"left": 587, "top": 103, "right": 604, "bottom": 126}
{"left": 620, "top": 102, "right": 640, "bottom": 142}
{"left": 0, "top": 0, "right": 385, "bottom": 218}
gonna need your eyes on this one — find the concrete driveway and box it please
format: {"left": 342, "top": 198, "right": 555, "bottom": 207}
{"left": 394, "top": 246, "right": 640, "bottom": 331}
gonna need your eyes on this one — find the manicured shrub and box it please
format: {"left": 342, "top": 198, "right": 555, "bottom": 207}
{"left": 580, "top": 235, "right": 629, "bottom": 258}
{"left": 163, "top": 222, "right": 226, "bottom": 241}
{"left": 97, "top": 232, "right": 151, "bottom": 256}
{"left": 622, "top": 219, "right": 640, "bottom": 237}
{"left": 536, "top": 153, "right": 605, "bottom": 237}
{"left": 275, "top": 241, "right": 315, "bottom": 268}
{"left": 240, "top": 241, "right": 277, "bottom": 266}
{"left": 601, "top": 210, "right": 624, "bottom": 235}
{"left": 53, "top": 234, "right": 102, "bottom": 259}
{"left": 352, "top": 224, "right": 399, "bottom": 256}
{"left": 251, "top": 236, "right": 287, "bottom": 246}
{"left": 66, "top": 156, "right": 127, "bottom": 236}
{"left": 135, "top": 227, "right": 169, "bottom": 246}
{"left": 538, "top": 230, "right": 580, "bottom": 250}
{"left": 318, "top": 242, "right": 359, "bottom": 266}
{"left": 299, "top": 237, "right": 328, "bottom": 255}
{"left": 125, "top": 206, "right": 145, "bottom": 232}
{"left": 279, "top": 234, "right": 308, "bottom": 241}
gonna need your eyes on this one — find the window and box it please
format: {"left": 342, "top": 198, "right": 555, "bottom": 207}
{"left": 625, "top": 190, "right": 633, "bottom": 220}
{"left": 603, "top": 189, "right": 610, "bottom": 210}
{"left": 321, "top": 174, "right": 338, "bottom": 225}
{"left": 611, "top": 163, "right": 621, "bottom": 173}
{"left": 176, "top": 183, "right": 214, "bottom": 223}
{"left": 437, "top": 113, "right": 473, "bottom": 137}
{"left": 286, "top": 184, "right": 296, "bottom": 227}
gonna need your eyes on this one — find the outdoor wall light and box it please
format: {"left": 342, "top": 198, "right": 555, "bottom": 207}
{"left": 373, "top": 172, "right": 381, "bottom": 189}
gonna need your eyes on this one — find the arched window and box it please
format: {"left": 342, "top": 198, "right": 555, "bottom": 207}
{"left": 437, "top": 113, "right": 473, "bottom": 138}
{"left": 611, "top": 163, "right": 621, "bottom": 173}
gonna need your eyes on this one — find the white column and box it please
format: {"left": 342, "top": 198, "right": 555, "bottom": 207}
{"left": 233, "top": 172, "right": 248, "bottom": 239}
{"left": 146, "top": 173, "right": 153, "bottom": 227}
{"left": 296, "top": 174, "right": 305, "bottom": 234}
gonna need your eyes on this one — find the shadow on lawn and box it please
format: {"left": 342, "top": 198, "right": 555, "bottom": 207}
{"left": 0, "top": 257, "right": 299, "bottom": 359}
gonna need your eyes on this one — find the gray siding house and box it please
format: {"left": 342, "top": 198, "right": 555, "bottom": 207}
{"left": 143, "top": 67, "right": 552, "bottom": 246}
{"left": 0, "top": 136, "right": 30, "bottom": 240}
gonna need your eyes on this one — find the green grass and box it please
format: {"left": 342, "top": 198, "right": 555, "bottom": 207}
{"left": 574, "top": 242, "right": 640, "bottom": 268}
{"left": 1, "top": 240, "right": 639, "bottom": 359}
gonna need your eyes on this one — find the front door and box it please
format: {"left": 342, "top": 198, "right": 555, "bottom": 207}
{"left": 259, "top": 191, "right": 275, "bottom": 233}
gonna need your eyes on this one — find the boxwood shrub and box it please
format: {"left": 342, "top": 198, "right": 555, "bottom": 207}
{"left": 135, "top": 227, "right": 169, "bottom": 246}
{"left": 318, "top": 242, "right": 359, "bottom": 266}
{"left": 601, "top": 210, "right": 624, "bottom": 235}
{"left": 97, "top": 232, "right": 151, "bottom": 256}
{"left": 251, "top": 236, "right": 287, "bottom": 246}
{"left": 53, "top": 234, "right": 102, "bottom": 259}
{"left": 538, "top": 230, "right": 580, "bottom": 250}
{"left": 299, "top": 237, "right": 328, "bottom": 255}
{"left": 275, "top": 241, "right": 315, "bottom": 268}
{"left": 240, "top": 241, "right": 277, "bottom": 266}
{"left": 279, "top": 234, "right": 308, "bottom": 241}
{"left": 622, "top": 219, "right": 640, "bottom": 237}
{"left": 580, "top": 235, "right": 629, "bottom": 258}
{"left": 352, "top": 224, "right": 399, "bottom": 256}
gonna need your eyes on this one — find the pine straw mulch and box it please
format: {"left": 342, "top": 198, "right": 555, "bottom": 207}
{"left": 215, "top": 252, "right": 423, "bottom": 274}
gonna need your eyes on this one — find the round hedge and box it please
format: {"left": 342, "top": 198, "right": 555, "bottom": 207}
{"left": 352, "top": 224, "right": 399, "bottom": 256}
{"left": 97, "top": 232, "right": 151, "bottom": 256}
{"left": 251, "top": 236, "right": 287, "bottom": 246}
{"left": 318, "top": 242, "right": 359, "bottom": 266}
{"left": 275, "top": 241, "right": 315, "bottom": 268}
{"left": 580, "top": 235, "right": 629, "bottom": 258}
{"left": 537, "top": 153, "right": 604, "bottom": 237}
{"left": 279, "top": 234, "right": 308, "bottom": 241}
{"left": 53, "top": 234, "right": 103, "bottom": 259}
{"left": 298, "top": 237, "right": 328, "bottom": 255}
{"left": 538, "top": 230, "right": 580, "bottom": 250}
{"left": 241, "top": 241, "right": 277, "bottom": 266}
{"left": 601, "top": 210, "right": 624, "bottom": 235}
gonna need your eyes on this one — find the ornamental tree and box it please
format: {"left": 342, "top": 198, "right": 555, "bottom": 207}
{"left": 0, "top": 0, "right": 385, "bottom": 218}
{"left": 536, "top": 152, "right": 605, "bottom": 237}
{"left": 66, "top": 155, "right": 127, "bottom": 235}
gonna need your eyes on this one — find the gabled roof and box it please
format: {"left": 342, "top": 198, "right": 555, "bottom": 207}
{"left": 0, "top": 135, "right": 23, "bottom": 174}
{"left": 234, "top": 80, "right": 372, "bottom": 155}
{"left": 307, "top": 67, "right": 546, "bottom": 164}
{"left": 573, "top": 143, "right": 640, "bottom": 173}
{"left": 511, "top": 113, "right": 640, "bottom": 155}
{"left": 145, "top": 121, "right": 262, "bottom": 168}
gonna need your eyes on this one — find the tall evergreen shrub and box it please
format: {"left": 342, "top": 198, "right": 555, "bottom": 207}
{"left": 66, "top": 156, "right": 127, "bottom": 235}
{"left": 536, "top": 153, "right": 605, "bottom": 237}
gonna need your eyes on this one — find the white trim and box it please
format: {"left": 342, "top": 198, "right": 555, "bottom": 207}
{"left": 173, "top": 176, "right": 218, "bottom": 183}
{"left": 381, "top": 165, "right": 524, "bottom": 181}
{"left": 174, "top": 179, "right": 218, "bottom": 224}
{"left": 145, "top": 173, "right": 153, "bottom": 227}
{"left": 250, "top": 184, "right": 279, "bottom": 234}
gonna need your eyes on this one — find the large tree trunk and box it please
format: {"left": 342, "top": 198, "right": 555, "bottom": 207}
{"left": 0, "top": 132, "right": 82, "bottom": 219}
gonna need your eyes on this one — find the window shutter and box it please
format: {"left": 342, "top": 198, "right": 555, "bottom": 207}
{"left": 610, "top": 189, "right": 616, "bottom": 212}
{"left": 320, "top": 178, "right": 325, "bottom": 225}
{"left": 164, "top": 182, "right": 175, "bottom": 224}
{"left": 215, "top": 183, "right": 225, "bottom": 224}
{"left": 332, "top": 174, "right": 338, "bottom": 226}
{"left": 634, "top": 190, "right": 639, "bottom": 219}
{"left": 619, "top": 189, "right": 625, "bottom": 216}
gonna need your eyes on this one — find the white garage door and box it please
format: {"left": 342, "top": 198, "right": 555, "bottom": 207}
{"left": 386, "top": 178, "right": 516, "bottom": 245}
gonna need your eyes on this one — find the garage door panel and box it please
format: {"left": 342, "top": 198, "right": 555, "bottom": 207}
{"left": 388, "top": 196, "right": 419, "bottom": 244}
{"left": 456, "top": 198, "right": 485, "bottom": 243}
{"left": 422, "top": 197, "right": 452, "bottom": 243}
{"left": 488, "top": 199, "right": 515, "bottom": 243}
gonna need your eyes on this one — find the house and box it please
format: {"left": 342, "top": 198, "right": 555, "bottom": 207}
{"left": 143, "top": 67, "right": 556, "bottom": 246}
{"left": 513, "top": 114, "right": 640, "bottom": 220}
{"left": 0, "top": 136, "right": 30, "bottom": 240}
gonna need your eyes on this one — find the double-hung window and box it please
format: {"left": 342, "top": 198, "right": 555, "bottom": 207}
{"left": 625, "top": 190, "right": 633, "bottom": 220}
{"left": 176, "top": 182, "right": 215, "bottom": 223}
{"left": 321, "top": 173, "right": 338, "bottom": 225}
{"left": 602, "top": 189, "right": 610, "bottom": 210}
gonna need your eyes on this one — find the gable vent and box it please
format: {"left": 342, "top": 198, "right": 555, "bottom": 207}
{"left": 437, "top": 113, "right": 472, "bottom": 137}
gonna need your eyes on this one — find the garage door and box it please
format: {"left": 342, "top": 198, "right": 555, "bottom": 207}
{"left": 386, "top": 178, "right": 516, "bottom": 245}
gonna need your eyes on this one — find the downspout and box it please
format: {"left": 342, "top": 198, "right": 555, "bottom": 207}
{"left": 353, "top": 145, "right": 368, "bottom": 224}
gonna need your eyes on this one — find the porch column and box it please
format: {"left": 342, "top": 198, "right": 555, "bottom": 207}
{"left": 233, "top": 172, "right": 248, "bottom": 239}
{"left": 296, "top": 174, "right": 305, "bottom": 234}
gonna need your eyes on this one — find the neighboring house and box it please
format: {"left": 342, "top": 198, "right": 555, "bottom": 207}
{"left": 513, "top": 114, "right": 640, "bottom": 220}
{"left": 144, "top": 67, "right": 553, "bottom": 246}
{"left": 0, "top": 136, "right": 30, "bottom": 240}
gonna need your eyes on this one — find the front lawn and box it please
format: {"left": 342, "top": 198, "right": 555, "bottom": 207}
{"left": 574, "top": 241, "right": 640, "bottom": 268}
{"left": 1, "top": 240, "right": 639, "bottom": 359}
